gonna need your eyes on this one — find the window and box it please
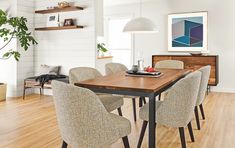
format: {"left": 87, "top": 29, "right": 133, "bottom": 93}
{"left": 105, "top": 17, "right": 133, "bottom": 68}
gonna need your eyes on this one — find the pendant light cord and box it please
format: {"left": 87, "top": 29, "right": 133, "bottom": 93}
{"left": 139, "top": 0, "right": 142, "bottom": 17}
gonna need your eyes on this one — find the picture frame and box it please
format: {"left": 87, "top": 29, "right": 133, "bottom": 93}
{"left": 168, "top": 12, "right": 208, "bottom": 52}
{"left": 63, "top": 19, "right": 74, "bottom": 26}
{"left": 47, "top": 14, "right": 59, "bottom": 27}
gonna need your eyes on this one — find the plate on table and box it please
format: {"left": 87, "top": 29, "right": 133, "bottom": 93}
{"left": 126, "top": 70, "right": 163, "bottom": 77}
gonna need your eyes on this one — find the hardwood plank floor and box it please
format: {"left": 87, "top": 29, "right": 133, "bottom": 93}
{"left": 0, "top": 92, "right": 235, "bottom": 148}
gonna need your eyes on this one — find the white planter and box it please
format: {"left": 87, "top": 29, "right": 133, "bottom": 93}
{"left": 0, "top": 83, "right": 7, "bottom": 101}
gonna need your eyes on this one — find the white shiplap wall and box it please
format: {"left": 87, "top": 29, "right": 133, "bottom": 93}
{"left": 34, "top": 0, "right": 96, "bottom": 76}
{"left": 16, "top": 0, "right": 35, "bottom": 96}
{"left": 0, "top": 0, "right": 34, "bottom": 97}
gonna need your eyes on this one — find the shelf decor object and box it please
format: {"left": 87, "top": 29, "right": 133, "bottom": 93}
{"left": 168, "top": 12, "right": 208, "bottom": 52}
{"left": 47, "top": 14, "right": 59, "bottom": 27}
{"left": 35, "top": 6, "right": 84, "bottom": 14}
{"left": 123, "top": 0, "right": 158, "bottom": 33}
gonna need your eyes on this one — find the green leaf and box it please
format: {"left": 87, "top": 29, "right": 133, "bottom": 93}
{"left": 0, "top": 8, "right": 37, "bottom": 61}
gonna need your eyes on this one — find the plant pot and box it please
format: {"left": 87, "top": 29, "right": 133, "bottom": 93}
{"left": 0, "top": 83, "right": 7, "bottom": 101}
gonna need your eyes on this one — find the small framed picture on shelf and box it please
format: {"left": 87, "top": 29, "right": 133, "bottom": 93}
{"left": 47, "top": 14, "right": 59, "bottom": 27}
{"left": 64, "top": 19, "right": 74, "bottom": 26}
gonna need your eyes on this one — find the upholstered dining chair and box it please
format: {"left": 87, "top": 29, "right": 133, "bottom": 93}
{"left": 69, "top": 67, "right": 124, "bottom": 115}
{"left": 154, "top": 60, "right": 184, "bottom": 100}
{"left": 137, "top": 71, "right": 201, "bottom": 148}
{"left": 154, "top": 60, "right": 184, "bottom": 69}
{"left": 52, "top": 81, "right": 131, "bottom": 148}
{"left": 105, "top": 63, "right": 146, "bottom": 122}
{"left": 194, "top": 65, "right": 211, "bottom": 130}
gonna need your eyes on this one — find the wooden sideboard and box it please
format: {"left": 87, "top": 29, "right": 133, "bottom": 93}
{"left": 152, "top": 55, "right": 219, "bottom": 86}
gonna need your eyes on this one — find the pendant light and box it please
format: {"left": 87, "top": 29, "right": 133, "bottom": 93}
{"left": 123, "top": 0, "right": 158, "bottom": 33}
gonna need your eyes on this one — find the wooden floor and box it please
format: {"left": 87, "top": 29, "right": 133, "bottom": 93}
{"left": 0, "top": 92, "right": 235, "bottom": 148}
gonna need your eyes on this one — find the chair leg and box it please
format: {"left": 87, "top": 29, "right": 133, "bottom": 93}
{"left": 187, "top": 122, "right": 195, "bottom": 142}
{"left": 142, "top": 97, "right": 146, "bottom": 104}
{"left": 117, "top": 107, "right": 123, "bottom": 116}
{"left": 40, "top": 88, "right": 42, "bottom": 95}
{"left": 132, "top": 98, "right": 137, "bottom": 122}
{"left": 137, "top": 121, "right": 148, "bottom": 148}
{"left": 199, "top": 104, "right": 205, "bottom": 120}
{"left": 62, "top": 140, "right": 68, "bottom": 148}
{"left": 122, "top": 136, "right": 130, "bottom": 148}
{"left": 23, "top": 85, "right": 26, "bottom": 100}
{"left": 194, "top": 106, "right": 201, "bottom": 130}
{"left": 139, "top": 97, "right": 143, "bottom": 107}
{"left": 179, "top": 127, "right": 186, "bottom": 148}
{"left": 158, "top": 93, "right": 161, "bottom": 101}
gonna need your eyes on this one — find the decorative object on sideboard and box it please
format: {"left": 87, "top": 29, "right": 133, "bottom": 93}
{"left": 97, "top": 43, "right": 108, "bottom": 57}
{"left": 168, "top": 12, "right": 208, "bottom": 52}
{"left": 190, "top": 52, "right": 203, "bottom": 56}
{"left": 0, "top": 83, "right": 7, "bottom": 101}
{"left": 58, "top": 1, "right": 70, "bottom": 8}
{"left": 64, "top": 19, "right": 74, "bottom": 26}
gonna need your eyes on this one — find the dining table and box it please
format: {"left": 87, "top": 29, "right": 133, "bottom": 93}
{"left": 75, "top": 68, "right": 190, "bottom": 148}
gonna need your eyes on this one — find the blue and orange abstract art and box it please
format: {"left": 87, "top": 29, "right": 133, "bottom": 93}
{"left": 172, "top": 17, "right": 203, "bottom": 47}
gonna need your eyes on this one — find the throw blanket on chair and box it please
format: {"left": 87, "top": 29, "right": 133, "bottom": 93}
{"left": 36, "top": 74, "right": 66, "bottom": 87}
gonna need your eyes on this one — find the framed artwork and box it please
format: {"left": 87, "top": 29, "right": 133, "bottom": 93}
{"left": 168, "top": 12, "right": 208, "bottom": 52}
{"left": 64, "top": 19, "right": 74, "bottom": 26}
{"left": 47, "top": 14, "right": 59, "bottom": 27}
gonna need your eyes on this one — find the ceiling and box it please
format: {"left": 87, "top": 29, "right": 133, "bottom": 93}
{"left": 104, "top": 0, "right": 154, "bottom": 7}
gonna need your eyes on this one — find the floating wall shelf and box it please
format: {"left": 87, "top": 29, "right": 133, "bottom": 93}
{"left": 35, "top": 26, "right": 84, "bottom": 31}
{"left": 35, "top": 6, "right": 84, "bottom": 14}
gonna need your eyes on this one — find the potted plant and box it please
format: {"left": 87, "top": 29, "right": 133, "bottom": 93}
{"left": 0, "top": 9, "right": 37, "bottom": 100}
{"left": 0, "top": 83, "right": 6, "bottom": 101}
{"left": 97, "top": 43, "right": 108, "bottom": 57}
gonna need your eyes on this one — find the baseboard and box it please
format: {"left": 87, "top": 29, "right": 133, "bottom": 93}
{"left": 212, "top": 87, "right": 235, "bottom": 93}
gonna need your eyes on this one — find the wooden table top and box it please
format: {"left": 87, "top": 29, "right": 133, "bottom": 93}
{"left": 75, "top": 69, "right": 190, "bottom": 93}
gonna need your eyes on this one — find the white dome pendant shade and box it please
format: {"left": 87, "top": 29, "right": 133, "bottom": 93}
{"left": 123, "top": 0, "right": 158, "bottom": 33}
{"left": 123, "top": 17, "right": 158, "bottom": 33}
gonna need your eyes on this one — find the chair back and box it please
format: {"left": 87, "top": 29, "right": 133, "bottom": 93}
{"left": 105, "top": 63, "right": 128, "bottom": 75}
{"left": 155, "top": 60, "right": 184, "bottom": 69}
{"left": 69, "top": 67, "right": 102, "bottom": 85}
{"left": 196, "top": 65, "right": 211, "bottom": 105}
{"left": 52, "top": 81, "right": 120, "bottom": 147}
{"left": 157, "top": 71, "right": 201, "bottom": 127}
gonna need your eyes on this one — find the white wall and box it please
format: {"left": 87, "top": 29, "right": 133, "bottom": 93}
{"left": 34, "top": 0, "right": 97, "bottom": 76}
{"left": 105, "top": 0, "right": 235, "bottom": 93}
{"left": 0, "top": 0, "right": 34, "bottom": 97}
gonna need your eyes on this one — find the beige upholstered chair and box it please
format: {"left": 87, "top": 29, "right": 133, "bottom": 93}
{"left": 105, "top": 63, "right": 146, "bottom": 122}
{"left": 69, "top": 67, "right": 124, "bottom": 114}
{"left": 155, "top": 60, "right": 184, "bottom": 100}
{"left": 137, "top": 71, "right": 201, "bottom": 148}
{"left": 154, "top": 60, "right": 184, "bottom": 69}
{"left": 194, "top": 65, "right": 211, "bottom": 130}
{"left": 52, "top": 81, "right": 131, "bottom": 148}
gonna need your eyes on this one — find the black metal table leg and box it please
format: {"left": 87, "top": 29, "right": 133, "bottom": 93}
{"left": 148, "top": 93, "right": 156, "bottom": 148}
